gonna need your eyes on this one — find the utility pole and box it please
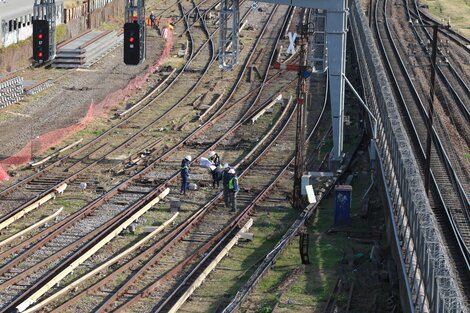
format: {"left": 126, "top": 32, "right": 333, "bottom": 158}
{"left": 424, "top": 24, "right": 438, "bottom": 196}
{"left": 292, "top": 24, "right": 309, "bottom": 210}
{"left": 87, "top": 0, "right": 91, "bottom": 29}
{"left": 273, "top": 25, "right": 311, "bottom": 209}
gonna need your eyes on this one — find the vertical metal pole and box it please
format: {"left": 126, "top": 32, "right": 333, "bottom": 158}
{"left": 424, "top": 25, "right": 438, "bottom": 195}
{"left": 87, "top": 0, "right": 91, "bottom": 29}
{"left": 293, "top": 26, "right": 308, "bottom": 210}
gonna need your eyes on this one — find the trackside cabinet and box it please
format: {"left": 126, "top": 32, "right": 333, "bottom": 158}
{"left": 334, "top": 185, "right": 352, "bottom": 225}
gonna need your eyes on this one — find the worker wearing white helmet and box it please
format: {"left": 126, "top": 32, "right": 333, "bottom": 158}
{"left": 180, "top": 155, "right": 192, "bottom": 194}
{"left": 227, "top": 168, "right": 239, "bottom": 212}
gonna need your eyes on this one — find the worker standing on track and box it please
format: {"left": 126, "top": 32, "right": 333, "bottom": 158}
{"left": 180, "top": 155, "right": 191, "bottom": 195}
{"left": 150, "top": 11, "right": 156, "bottom": 28}
{"left": 208, "top": 151, "right": 222, "bottom": 188}
{"left": 222, "top": 164, "right": 231, "bottom": 207}
{"left": 228, "top": 168, "right": 239, "bottom": 212}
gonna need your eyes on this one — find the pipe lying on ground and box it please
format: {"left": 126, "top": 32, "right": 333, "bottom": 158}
{"left": 168, "top": 218, "right": 254, "bottom": 313}
{"left": 0, "top": 207, "right": 63, "bottom": 248}
{"left": 0, "top": 183, "right": 67, "bottom": 231}
{"left": 16, "top": 187, "right": 170, "bottom": 312}
{"left": 30, "top": 139, "right": 83, "bottom": 167}
{"left": 23, "top": 210, "right": 179, "bottom": 313}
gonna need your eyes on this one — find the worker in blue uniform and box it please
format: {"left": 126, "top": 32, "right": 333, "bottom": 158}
{"left": 222, "top": 164, "right": 231, "bottom": 207}
{"left": 228, "top": 168, "right": 239, "bottom": 212}
{"left": 180, "top": 155, "right": 191, "bottom": 195}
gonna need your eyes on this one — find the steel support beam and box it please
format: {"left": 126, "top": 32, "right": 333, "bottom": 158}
{"left": 222, "top": 0, "right": 348, "bottom": 165}
{"left": 326, "top": 5, "right": 348, "bottom": 162}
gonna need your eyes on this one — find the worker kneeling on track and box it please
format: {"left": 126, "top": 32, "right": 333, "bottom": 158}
{"left": 227, "top": 168, "right": 239, "bottom": 212}
{"left": 180, "top": 155, "right": 191, "bottom": 195}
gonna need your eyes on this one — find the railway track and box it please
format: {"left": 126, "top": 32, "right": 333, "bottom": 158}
{"left": 0, "top": 0, "right": 264, "bottom": 254}
{"left": 373, "top": 0, "right": 470, "bottom": 301}
{"left": 406, "top": 0, "right": 470, "bottom": 131}
{"left": 0, "top": 3, "right": 296, "bottom": 311}
{"left": 22, "top": 11, "right": 303, "bottom": 307}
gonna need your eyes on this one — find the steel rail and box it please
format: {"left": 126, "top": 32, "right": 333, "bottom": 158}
{"left": 0, "top": 0, "right": 213, "bottom": 200}
{"left": 0, "top": 3, "right": 273, "bottom": 280}
{"left": 0, "top": 0, "right": 209, "bottom": 283}
{"left": 43, "top": 6, "right": 292, "bottom": 311}
{"left": 167, "top": 64, "right": 330, "bottom": 313}
{"left": 0, "top": 0, "right": 222, "bottom": 233}
{"left": 0, "top": 4, "right": 282, "bottom": 311}
{"left": 407, "top": 4, "right": 470, "bottom": 124}
{"left": 417, "top": 7, "right": 470, "bottom": 53}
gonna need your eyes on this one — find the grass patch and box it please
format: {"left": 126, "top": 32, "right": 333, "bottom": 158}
{"left": 421, "top": 0, "right": 470, "bottom": 38}
{"left": 465, "top": 153, "right": 470, "bottom": 161}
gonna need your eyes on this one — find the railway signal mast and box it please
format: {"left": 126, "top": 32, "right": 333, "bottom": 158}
{"left": 32, "top": 0, "right": 57, "bottom": 64}
{"left": 124, "top": 0, "right": 146, "bottom": 65}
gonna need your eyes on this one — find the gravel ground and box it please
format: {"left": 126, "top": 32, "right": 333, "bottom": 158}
{"left": 0, "top": 32, "right": 164, "bottom": 160}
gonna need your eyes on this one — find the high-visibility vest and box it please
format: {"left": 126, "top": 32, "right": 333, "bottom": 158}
{"left": 228, "top": 177, "right": 238, "bottom": 190}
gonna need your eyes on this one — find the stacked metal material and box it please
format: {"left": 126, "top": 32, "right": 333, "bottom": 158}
{"left": 23, "top": 79, "right": 54, "bottom": 95}
{"left": 0, "top": 75, "right": 24, "bottom": 109}
{"left": 53, "top": 31, "right": 123, "bottom": 68}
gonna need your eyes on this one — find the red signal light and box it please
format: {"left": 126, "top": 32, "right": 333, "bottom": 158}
{"left": 38, "top": 52, "right": 43, "bottom": 58}
{"left": 129, "top": 37, "right": 135, "bottom": 43}
{"left": 38, "top": 33, "right": 43, "bottom": 39}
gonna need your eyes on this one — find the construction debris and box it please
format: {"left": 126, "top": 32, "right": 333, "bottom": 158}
{"left": 0, "top": 75, "right": 23, "bottom": 109}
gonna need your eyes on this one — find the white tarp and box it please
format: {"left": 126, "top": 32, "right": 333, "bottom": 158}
{"left": 199, "top": 157, "right": 213, "bottom": 169}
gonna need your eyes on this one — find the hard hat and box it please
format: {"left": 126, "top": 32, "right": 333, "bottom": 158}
{"left": 228, "top": 169, "right": 235, "bottom": 174}
{"left": 223, "top": 163, "right": 229, "bottom": 169}
{"left": 185, "top": 155, "right": 192, "bottom": 161}
{"left": 208, "top": 151, "right": 216, "bottom": 157}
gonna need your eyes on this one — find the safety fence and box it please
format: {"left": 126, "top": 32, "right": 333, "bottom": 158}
{"left": 350, "top": 1, "right": 466, "bottom": 312}
{"left": 0, "top": 30, "right": 173, "bottom": 182}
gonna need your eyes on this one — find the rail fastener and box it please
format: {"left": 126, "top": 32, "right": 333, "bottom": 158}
{"left": 15, "top": 187, "right": 170, "bottom": 312}
{"left": 0, "top": 183, "right": 67, "bottom": 231}
{"left": 22, "top": 212, "right": 179, "bottom": 313}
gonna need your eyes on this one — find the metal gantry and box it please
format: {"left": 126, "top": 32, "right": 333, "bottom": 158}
{"left": 218, "top": 0, "right": 240, "bottom": 70}
{"left": 125, "top": 0, "right": 146, "bottom": 63}
{"left": 219, "top": 0, "right": 349, "bottom": 167}
{"left": 33, "top": 0, "right": 57, "bottom": 60}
